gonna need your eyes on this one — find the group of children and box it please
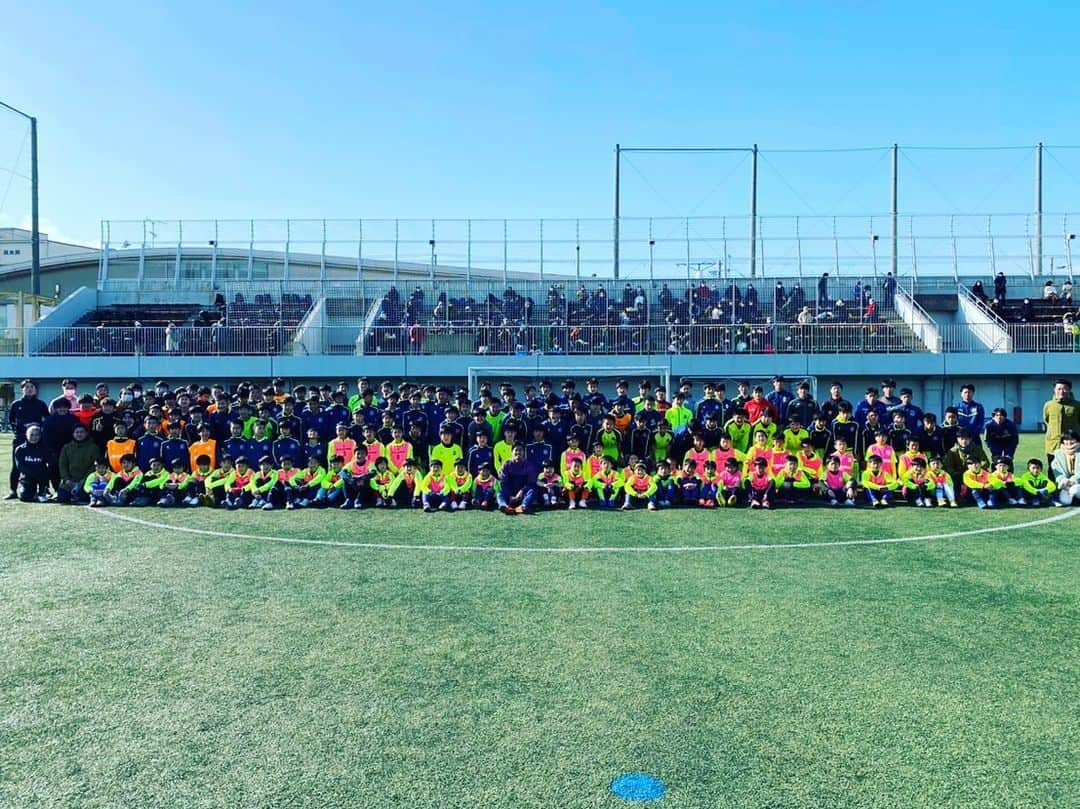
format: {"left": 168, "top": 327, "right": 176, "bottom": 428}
{"left": 12, "top": 374, "right": 1076, "bottom": 514}
{"left": 75, "top": 429, "right": 1063, "bottom": 513}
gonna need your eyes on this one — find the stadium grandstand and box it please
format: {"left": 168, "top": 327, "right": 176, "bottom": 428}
{"left": 0, "top": 215, "right": 1077, "bottom": 427}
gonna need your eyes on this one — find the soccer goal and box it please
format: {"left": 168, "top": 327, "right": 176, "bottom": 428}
{"left": 467, "top": 365, "right": 672, "bottom": 400}
{"left": 675, "top": 375, "right": 819, "bottom": 401}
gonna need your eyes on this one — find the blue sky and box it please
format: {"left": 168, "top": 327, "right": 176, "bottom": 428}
{"left": 2, "top": 1, "right": 1080, "bottom": 246}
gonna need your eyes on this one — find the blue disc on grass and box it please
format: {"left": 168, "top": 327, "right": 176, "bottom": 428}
{"left": 611, "top": 772, "right": 666, "bottom": 801}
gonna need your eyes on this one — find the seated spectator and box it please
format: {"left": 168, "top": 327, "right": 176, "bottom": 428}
{"left": 1043, "top": 280, "right": 1058, "bottom": 301}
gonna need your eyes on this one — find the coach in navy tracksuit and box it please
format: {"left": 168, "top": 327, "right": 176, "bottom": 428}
{"left": 7, "top": 380, "right": 50, "bottom": 499}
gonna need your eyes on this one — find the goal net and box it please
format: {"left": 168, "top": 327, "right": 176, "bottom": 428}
{"left": 467, "top": 365, "right": 672, "bottom": 400}
{"left": 675, "top": 375, "right": 819, "bottom": 402}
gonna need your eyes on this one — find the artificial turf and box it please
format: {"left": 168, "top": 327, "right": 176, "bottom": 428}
{"left": 2, "top": 434, "right": 1077, "bottom": 808}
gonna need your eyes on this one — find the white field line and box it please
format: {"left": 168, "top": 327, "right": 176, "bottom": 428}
{"left": 92, "top": 507, "right": 1080, "bottom": 554}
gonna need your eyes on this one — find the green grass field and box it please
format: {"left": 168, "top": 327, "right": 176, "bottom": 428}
{"left": 2, "top": 434, "right": 1078, "bottom": 808}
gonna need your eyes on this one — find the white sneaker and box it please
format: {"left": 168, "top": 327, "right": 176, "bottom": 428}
{"left": 829, "top": 498, "right": 838, "bottom": 507}
{"left": 579, "top": 499, "right": 587, "bottom": 509}
{"left": 647, "top": 502, "right": 656, "bottom": 511}
{"left": 262, "top": 502, "right": 274, "bottom": 511}
{"left": 36, "top": 494, "right": 49, "bottom": 503}
{"left": 568, "top": 499, "right": 576, "bottom": 510}
{"left": 459, "top": 501, "right": 467, "bottom": 510}
{"left": 844, "top": 498, "right": 855, "bottom": 507}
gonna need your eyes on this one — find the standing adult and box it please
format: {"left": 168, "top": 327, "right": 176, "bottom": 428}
{"left": 955, "top": 384, "right": 986, "bottom": 443}
{"left": 1043, "top": 379, "right": 1079, "bottom": 469}
{"left": 7, "top": 379, "right": 50, "bottom": 499}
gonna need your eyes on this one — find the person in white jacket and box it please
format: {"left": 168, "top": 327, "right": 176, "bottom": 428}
{"left": 1050, "top": 430, "right": 1080, "bottom": 505}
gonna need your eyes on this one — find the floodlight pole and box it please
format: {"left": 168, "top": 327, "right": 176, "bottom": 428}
{"left": 0, "top": 100, "right": 39, "bottom": 296}
{"left": 1035, "top": 142, "right": 1043, "bottom": 277}
{"left": 891, "top": 143, "right": 898, "bottom": 279}
{"left": 613, "top": 143, "right": 621, "bottom": 280}
{"left": 749, "top": 144, "right": 758, "bottom": 278}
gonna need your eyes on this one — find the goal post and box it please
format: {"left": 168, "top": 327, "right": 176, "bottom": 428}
{"left": 467, "top": 365, "right": 672, "bottom": 400}
{"left": 674, "top": 375, "right": 819, "bottom": 401}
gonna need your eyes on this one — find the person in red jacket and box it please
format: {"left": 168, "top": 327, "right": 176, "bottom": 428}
{"left": 744, "top": 386, "right": 779, "bottom": 425}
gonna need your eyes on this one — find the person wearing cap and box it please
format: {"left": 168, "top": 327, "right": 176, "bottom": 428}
{"left": 1042, "top": 379, "right": 1079, "bottom": 469}
{"left": 1050, "top": 430, "right": 1080, "bottom": 505}
{"left": 955, "top": 384, "right": 986, "bottom": 442}
{"left": 985, "top": 408, "right": 1019, "bottom": 461}
{"left": 7, "top": 380, "right": 50, "bottom": 499}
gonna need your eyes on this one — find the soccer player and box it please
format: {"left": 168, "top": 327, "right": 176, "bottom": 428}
{"left": 676, "top": 458, "right": 700, "bottom": 506}
{"left": 84, "top": 459, "right": 114, "bottom": 508}
{"left": 866, "top": 430, "right": 897, "bottom": 478}
{"left": 861, "top": 454, "right": 896, "bottom": 507}
{"left": 622, "top": 462, "right": 657, "bottom": 511}
{"left": 224, "top": 457, "right": 255, "bottom": 510}
{"left": 652, "top": 460, "right": 677, "bottom": 509}
{"left": 420, "top": 459, "right": 450, "bottom": 512}
{"left": 746, "top": 457, "right": 774, "bottom": 509}
{"left": 448, "top": 459, "right": 473, "bottom": 511}
{"left": 274, "top": 456, "right": 299, "bottom": 509}
{"left": 290, "top": 455, "right": 326, "bottom": 509}
{"left": 773, "top": 455, "right": 812, "bottom": 507}
{"left": 106, "top": 421, "right": 136, "bottom": 473}
{"left": 781, "top": 416, "right": 809, "bottom": 456}
{"left": 536, "top": 460, "right": 563, "bottom": 509}
{"left": 985, "top": 408, "right": 1019, "bottom": 460}
{"left": 963, "top": 456, "right": 996, "bottom": 508}
{"left": 988, "top": 457, "right": 1020, "bottom": 506}
{"left": 684, "top": 433, "right": 711, "bottom": 472}
{"left": 56, "top": 424, "right": 98, "bottom": 505}
{"left": 368, "top": 457, "right": 396, "bottom": 508}
{"left": 699, "top": 460, "right": 721, "bottom": 508}
{"left": 472, "top": 464, "right": 499, "bottom": 510}
{"left": 724, "top": 409, "right": 753, "bottom": 454}
{"left": 564, "top": 458, "right": 591, "bottom": 509}
{"left": 498, "top": 444, "right": 537, "bottom": 515}
{"left": 900, "top": 457, "right": 934, "bottom": 507}
{"left": 389, "top": 458, "right": 423, "bottom": 508}
{"left": 1016, "top": 458, "right": 1058, "bottom": 507}
{"left": 203, "top": 456, "right": 234, "bottom": 507}
{"left": 897, "top": 437, "right": 927, "bottom": 481}
{"left": 927, "top": 456, "right": 958, "bottom": 508}
{"left": 247, "top": 456, "right": 279, "bottom": 511}
{"left": 589, "top": 457, "right": 620, "bottom": 509}
{"left": 718, "top": 457, "right": 744, "bottom": 507}
{"left": 106, "top": 453, "right": 143, "bottom": 506}
{"left": 821, "top": 455, "right": 856, "bottom": 507}
{"left": 157, "top": 457, "right": 192, "bottom": 508}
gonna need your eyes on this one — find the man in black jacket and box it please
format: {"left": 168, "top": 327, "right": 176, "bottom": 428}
{"left": 14, "top": 424, "right": 53, "bottom": 502}
{"left": 8, "top": 380, "right": 50, "bottom": 499}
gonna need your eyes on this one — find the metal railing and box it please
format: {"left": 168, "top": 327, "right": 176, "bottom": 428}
{"left": 99, "top": 213, "right": 1080, "bottom": 283}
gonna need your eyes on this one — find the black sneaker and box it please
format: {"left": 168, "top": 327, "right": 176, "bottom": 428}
{"left": 3, "top": 492, "right": 17, "bottom": 500}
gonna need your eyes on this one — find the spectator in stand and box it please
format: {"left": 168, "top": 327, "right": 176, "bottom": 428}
{"left": 1043, "top": 379, "right": 1079, "bottom": 469}
{"left": 1020, "top": 297, "right": 1035, "bottom": 322}
{"left": 1043, "top": 280, "right": 1058, "bottom": 301}
{"left": 817, "top": 273, "right": 830, "bottom": 311}
{"left": 993, "top": 272, "right": 1007, "bottom": 301}
{"left": 971, "top": 280, "right": 989, "bottom": 304}
{"left": 881, "top": 272, "right": 897, "bottom": 311}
